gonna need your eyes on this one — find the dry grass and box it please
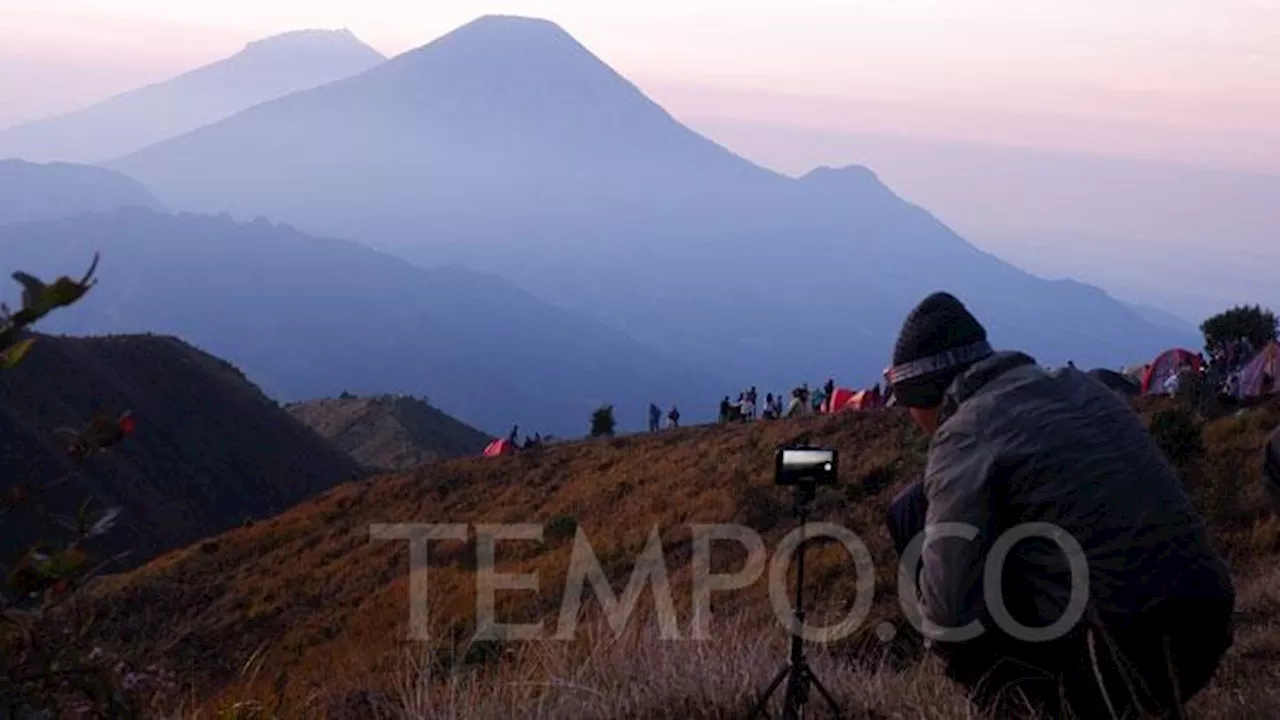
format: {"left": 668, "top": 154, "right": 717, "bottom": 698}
{"left": 46, "top": 398, "right": 1280, "bottom": 718}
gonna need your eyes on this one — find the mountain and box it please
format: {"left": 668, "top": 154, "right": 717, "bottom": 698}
{"left": 0, "top": 159, "right": 165, "bottom": 225}
{"left": 109, "top": 14, "right": 1188, "bottom": 385}
{"left": 0, "top": 208, "right": 722, "bottom": 436}
{"left": 285, "top": 393, "right": 491, "bottom": 471}
{"left": 691, "top": 121, "right": 1280, "bottom": 322}
{"left": 0, "top": 333, "right": 359, "bottom": 570}
{"left": 0, "top": 29, "right": 386, "bottom": 163}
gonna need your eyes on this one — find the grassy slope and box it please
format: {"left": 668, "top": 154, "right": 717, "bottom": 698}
{"left": 55, "top": 398, "right": 1280, "bottom": 717}
{"left": 286, "top": 395, "right": 492, "bottom": 471}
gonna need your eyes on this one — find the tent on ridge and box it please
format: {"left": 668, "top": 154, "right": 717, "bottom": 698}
{"left": 482, "top": 438, "right": 515, "bottom": 457}
{"left": 1237, "top": 341, "right": 1280, "bottom": 398}
{"left": 1141, "top": 348, "right": 1201, "bottom": 395}
{"left": 1087, "top": 368, "right": 1141, "bottom": 397}
{"left": 825, "top": 386, "right": 883, "bottom": 413}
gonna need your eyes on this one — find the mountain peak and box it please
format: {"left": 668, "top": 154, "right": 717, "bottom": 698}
{"left": 238, "top": 28, "right": 382, "bottom": 61}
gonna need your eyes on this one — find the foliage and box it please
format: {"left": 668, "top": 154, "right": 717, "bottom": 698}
{"left": 590, "top": 404, "right": 616, "bottom": 437}
{"left": 1201, "top": 304, "right": 1278, "bottom": 355}
{"left": 1148, "top": 405, "right": 1205, "bottom": 470}
{"left": 0, "top": 254, "right": 150, "bottom": 716}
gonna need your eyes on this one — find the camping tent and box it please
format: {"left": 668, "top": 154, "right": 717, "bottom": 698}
{"left": 825, "top": 387, "right": 858, "bottom": 413}
{"left": 482, "top": 438, "right": 515, "bottom": 457}
{"left": 825, "top": 387, "right": 883, "bottom": 413}
{"left": 1141, "top": 349, "right": 1201, "bottom": 395}
{"left": 1238, "top": 341, "right": 1280, "bottom": 398}
{"left": 1087, "top": 368, "right": 1141, "bottom": 397}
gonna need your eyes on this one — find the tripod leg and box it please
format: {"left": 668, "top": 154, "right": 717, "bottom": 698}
{"left": 801, "top": 666, "right": 845, "bottom": 717}
{"left": 748, "top": 664, "right": 791, "bottom": 719}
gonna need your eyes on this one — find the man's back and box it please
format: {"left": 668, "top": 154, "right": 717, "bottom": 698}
{"left": 926, "top": 354, "right": 1233, "bottom": 628}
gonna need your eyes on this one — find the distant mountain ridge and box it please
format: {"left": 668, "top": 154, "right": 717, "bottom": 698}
{"left": 286, "top": 394, "right": 492, "bottom": 471}
{"left": 0, "top": 159, "right": 166, "bottom": 226}
{"left": 0, "top": 208, "right": 723, "bottom": 435}
{"left": 0, "top": 333, "right": 360, "bottom": 569}
{"left": 0, "top": 29, "right": 385, "bottom": 163}
{"left": 108, "top": 14, "right": 1187, "bottom": 384}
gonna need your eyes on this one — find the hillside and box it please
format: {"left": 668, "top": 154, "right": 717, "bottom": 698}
{"left": 0, "top": 208, "right": 723, "bottom": 435}
{"left": 0, "top": 333, "right": 360, "bottom": 569}
{"left": 48, "top": 398, "right": 1280, "bottom": 716}
{"left": 108, "top": 15, "right": 1188, "bottom": 386}
{"left": 0, "top": 29, "right": 385, "bottom": 163}
{"left": 0, "top": 159, "right": 165, "bottom": 225}
{"left": 286, "top": 394, "right": 491, "bottom": 471}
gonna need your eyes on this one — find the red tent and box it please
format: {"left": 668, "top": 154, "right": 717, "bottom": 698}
{"left": 1141, "top": 348, "right": 1201, "bottom": 395}
{"left": 482, "top": 438, "right": 515, "bottom": 457}
{"left": 825, "top": 386, "right": 883, "bottom": 413}
{"left": 825, "top": 387, "right": 858, "bottom": 413}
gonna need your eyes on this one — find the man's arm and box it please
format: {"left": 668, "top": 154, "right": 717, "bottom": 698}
{"left": 918, "top": 425, "right": 997, "bottom": 639}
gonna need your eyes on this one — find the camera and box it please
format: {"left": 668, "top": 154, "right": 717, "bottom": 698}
{"left": 774, "top": 446, "right": 837, "bottom": 486}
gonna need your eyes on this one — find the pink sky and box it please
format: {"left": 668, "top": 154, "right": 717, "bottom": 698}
{"left": 2, "top": 0, "right": 1278, "bottom": 171}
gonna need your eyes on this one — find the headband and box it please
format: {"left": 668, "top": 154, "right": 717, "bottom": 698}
{"left": 884, "top": 340, "right": 993, "bottom": 386}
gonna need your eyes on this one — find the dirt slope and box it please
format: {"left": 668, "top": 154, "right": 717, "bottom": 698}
{"left": 54, "top": 399, "right": 1280, "bottom": 715}
{"left": 0, "top": 333, "right": 361, "bottom": 569}
{"left": 286, "top": 394, "right": 491, "bottom": 471}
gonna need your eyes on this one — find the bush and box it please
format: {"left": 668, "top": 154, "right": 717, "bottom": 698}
{"left": 1149, "top": 405, "right": 1204, "bottom": 470}
{"left": 590, "top": 404, "right": 616, "bottom": 437}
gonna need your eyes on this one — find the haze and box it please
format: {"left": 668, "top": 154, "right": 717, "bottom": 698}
{"left": 4, "top": 1, "right": 1278, "bottom": 170}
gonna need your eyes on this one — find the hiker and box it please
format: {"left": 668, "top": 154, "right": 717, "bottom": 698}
{"left": 811, "top": 387, "right": 826, "bottom": 413}
{"left": 747, "top": 386, "right": 758, "bottom": 419}
{"left": 1265, "top": 426, "right": 1280, "bottom": 512}
{"left": 823, "top": 378, "right": 835, "bottom": 402}
{"left": 883, "top": 292, "right": 1234, "bottom": 719}
{"left": 508, "top": 425, "right": 519, "bottom": 445}
{"left": 741, "top": 393, "right": 755, "bottom": 421}
{"left": 762, "top": 393, "right": 776, "bottom": 420}
{"left": 719, "top": 396, "right": 731, "bottom": 423}
{"left": 668, "top": 405, "right": 680, "bottom": 428}
{"left": 648, "top": 403, "right": 661, "bottom": 433}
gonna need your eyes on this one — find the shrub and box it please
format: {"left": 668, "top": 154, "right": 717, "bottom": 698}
{"left": 590, "top": 404, "right": 616, "bottom": 437}
{"left": 1149, "top": 405, "right": 1204, "bottom": 470}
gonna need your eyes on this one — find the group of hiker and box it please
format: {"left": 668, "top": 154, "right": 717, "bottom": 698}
{"left": 646, "top": 403, "right": 681, "bottom": 432}
{"left": 506, "top": 425, "right": 546, "bottom": 451}
{"left": 713, "top": 378, "right": 889, "bottom": 424}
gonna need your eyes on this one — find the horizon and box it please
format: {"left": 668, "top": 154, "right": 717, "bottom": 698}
{"left": 2, "top": 2, "right": 1278, "bottom": 175}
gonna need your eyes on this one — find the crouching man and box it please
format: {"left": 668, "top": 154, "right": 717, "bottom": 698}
{"left": 884, "top": 292, "right": 1234, "bottom": 718}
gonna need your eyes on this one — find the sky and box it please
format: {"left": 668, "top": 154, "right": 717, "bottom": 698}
{"left": 2, "top": 0, "right": 1278, "bottom": 172}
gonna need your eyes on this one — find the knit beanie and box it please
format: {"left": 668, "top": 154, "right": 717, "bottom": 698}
{"left": 886, "top": 292, "right": 992, "bottom": 408}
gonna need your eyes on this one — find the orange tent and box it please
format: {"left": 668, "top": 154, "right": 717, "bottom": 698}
{"left": 482, "top": 438, "right": 515, "bottom": 457}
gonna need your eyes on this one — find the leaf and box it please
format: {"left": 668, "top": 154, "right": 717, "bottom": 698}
{"left": 7, "top": 253, "right": 100, "bottom": 325}
{"left": 0, "top": 337, "right": 34, "bottom": 369}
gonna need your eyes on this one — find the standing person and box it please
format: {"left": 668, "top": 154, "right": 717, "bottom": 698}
{"left": 747, "top": 386, "right": 758, "bottom": 419}
{"left": 648, "top": 403, "right": 662, "bottom": 433}
{"left": 882, "top": 292, "right": 1234, "bottom": 719}
{"left": 824, "top": 377, "right": 835, "bottom": 402}
{"left": 667, "top": 405, "right": 680, "bottom": 429}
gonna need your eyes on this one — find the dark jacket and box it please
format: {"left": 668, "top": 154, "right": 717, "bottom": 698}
{"left": 916, "top": 352, "right": 1233, "bottom": 637}
{"left": 1266, "top": 426, "right": 1280, "bottom": 511}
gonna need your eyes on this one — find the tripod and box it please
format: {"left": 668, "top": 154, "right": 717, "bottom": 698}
{"left": 749, "top": 483, "right": 844, "bottom": 720}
